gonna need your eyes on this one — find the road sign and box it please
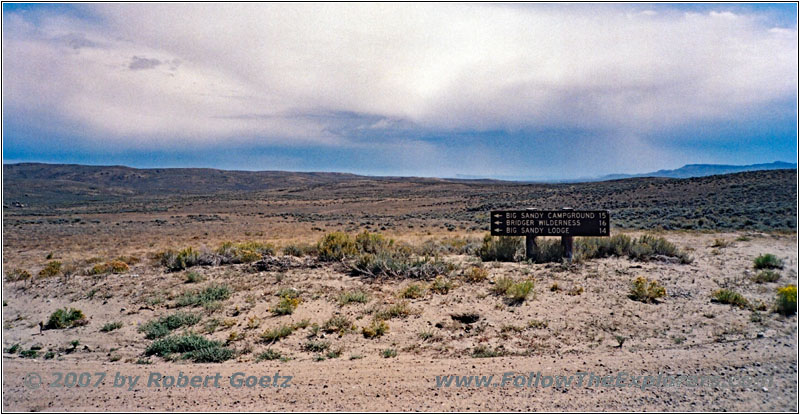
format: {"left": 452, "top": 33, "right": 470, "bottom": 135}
{"left": 490, "top": 210, "right": 610, "bottom": 237}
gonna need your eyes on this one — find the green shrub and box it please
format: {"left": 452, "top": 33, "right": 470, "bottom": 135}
{"left": 19, "top": 349, "right": 39, "bottom": 359}
{"left": 303, "top": 340, "right": 330, "bottom": 353}
{"left": 38, "top": 261, "right": 62, "bottom": 278}
{"left": 527, "top": 319, "right": 548, "bottom": 329}
{"left": 362, "top": 319, "right": 389, "bottom": 338}
{"left": 176, "top": 284, "right": 231, "bottom": 307}
{"left": 282, "top": 243, "right": 317, "bottom": 257}
{"left": 184, "top": 346, "right": 234, "bottom": 363}
{"left": 507, "top": 280, "right": 534, "bottom": 304}
{"left": 576, "top": 234, "right": 690, "bottom": 263}
{"left": 6, "top": 268, "right": 32, "bottom": 282}
{"left": 577, "top": 235, "right": 631, "bottom": 259}
{"left": 45, "top": 308, "right": 87, "bottom": 329}
{"left": 754, "top": 254, "right": 784, "bottom": 270}
{"left": 256, "top": 349, "right": 283, "bottom": 361}
{"left": 101, "top": 321, "right": 123, "bottom": 332}
{"left": 628, "top": 235, "right": 691, "bottom": 263}
{"left": 472, "top": 345, "right": 503, "bottom": 358}
{"left": 429, "top": 277, "right": 454, "bottom": 294}
{"left": 261, "top": 324, "right": 295, "bottom": 343}
{"left": 776, "top": 285, "right": 797, "bottom": 316}
{"left": 418, "top": 237, "right": 482, "bottom": 256}
{"left": 185, "top": 271, "right": 205, "bottom": 283}
{"left": 490, "top": 277, "right": 514, "bottom": 296}
{"left": 477, "top": 235, "right": 521, "bottom": 262}
{"left": 527, "top": 239, "right": 564, "bottom": 263}
{"left": 338, "top": 290, "right": 370, "bottom": 306}
{"left": 275, "top": 287, "right": 300, "bottom": 299}
{"left": 139, "top": 312, "right": 201, "bottom": 339}
{"left": 753, "top": 270, "right": 781, "bottom": 283}
{"left": 463, "top": 266, "right": 488, "bottom": 283}
{"left": 160, "top": 247, "right": 200, "bottom": 272}
{"left": 399, "top": 284, "right": 426, "bottom": 299}
{"left": 272, "top": 296, "right": 301, "bottom": 316}
{"left": 381, "top": 348, "right": 397, "bottom": 358}
{"left": 629, "top": 276, "right": 666, "bottom": 303}
{"left": 355, "top": 231, "right": 393, "bottom": 254}
{"left": 217, "top": 241, "right": 275, "bottom": 264}
{"left": 375, "top": 301, "right": 412, "bottom": 320}
{"left": 145, "top": 334, "right": 232, "bottom": 362}
{"left": 711, "top": 289, "right": 749, "bottom": 309}
{"left": 322, "top": 315, "right": 352, "bottom": 335}
{"left": 351, "top": 251, "right": 453, "bottom": 280}
{"left": 318, "top": 232, "right": 357, "bottom": 261}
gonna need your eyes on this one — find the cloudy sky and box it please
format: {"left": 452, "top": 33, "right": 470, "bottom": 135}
{"left": 2, "top": 3, "right": 797, "bottom": 179}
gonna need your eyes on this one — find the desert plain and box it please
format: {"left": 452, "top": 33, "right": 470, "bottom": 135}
{"left": 1, "top": 164, "right": 797, "bottom": 411}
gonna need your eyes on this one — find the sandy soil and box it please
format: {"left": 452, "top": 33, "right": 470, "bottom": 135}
{"left": 2, "top": 231, "right": 798, "bottom": 411}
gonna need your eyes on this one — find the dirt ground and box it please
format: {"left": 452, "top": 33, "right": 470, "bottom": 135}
{"left": 2, "top": 230, "right": 797, "bottom": 411}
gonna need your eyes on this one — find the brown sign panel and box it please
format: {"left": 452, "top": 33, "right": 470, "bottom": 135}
{"left": 490, "top": 210, "right": 610, "bottom": 237}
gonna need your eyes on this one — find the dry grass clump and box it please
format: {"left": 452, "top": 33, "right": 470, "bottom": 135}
{"left": 752, "top": 270, "right": 781, "bottom": 283}
{"left": 399, "top": 283, "right": 426, "bottom": 299}
{"left": 159, "top": 247, "right": 200, "bottom": 272}
{"left": 375, "top": 301, "right": 413, "bottom": 320}
{"left": 362, "top": 319, "right": 389, "bottom": 338}
{"left": 5, "top": 268, "right": 31, "bottom": 282}
{"left": 89, "top": 260, "right": 129, "bottom": 275}
{"left": 338, "top": 290, "right": 370, "bottom": 306}
{"left": 711, "top": 289, "right": 749, "bottom": 309}
{"left": 489, "top": 277, "right": 534, "bottom": 304}
{"left": 578, "top": 234, "right": 692, "bottom": 264}
{"left": 629, "top": 276, "right": 666, "bottom": 303}
{"left": 261, "top": 324, "right": 296, "bottom": 343}
{"left": 429, "top": 277, "right": 454, "bottom": 294}
{"left": 38, "top": 261, "right": 62, "bottom": 278}
{"left": 476, "top": 235, "right": 521, "bottom": 262}
{"left": 217, "top": 241, "right": 275, "bottom": 263}
{"left": 176, "top": 284, "right": 231, "bottom": 308}
{"left": 282, "top": 243, "right": 317, "bottom": 257}
{"left": 322, "top": 315, "right": 353, "bottom": 335}
{"left": 463, "top": 266, "right": 488, "bottom": 283}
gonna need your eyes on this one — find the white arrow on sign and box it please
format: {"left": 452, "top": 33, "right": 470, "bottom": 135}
{"left": 493, "top": 228, "right": 503, "bottom": 233}
{"left": 493, "top": 221, "right": 502, "bottom": 225}
{"left": 493, "top": 213, "right": 502, "bottom": 218}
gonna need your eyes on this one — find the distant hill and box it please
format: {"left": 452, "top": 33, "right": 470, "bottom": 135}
{"left": 1, "top": 162, "right": 492, "bottom": 205}
{"left": 598, "top": 161, "right": 796, "bottom": 181}
{"left": 2, "top": 162, "right": 796, "bottom": 231}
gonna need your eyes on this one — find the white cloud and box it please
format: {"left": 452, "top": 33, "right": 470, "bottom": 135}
{"left": 2, "top": 4, "right": 797, "bottom": 148}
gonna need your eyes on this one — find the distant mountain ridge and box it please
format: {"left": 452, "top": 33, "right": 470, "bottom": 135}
{"left": 597, "top": 161, "right": 796, "bottom": 181}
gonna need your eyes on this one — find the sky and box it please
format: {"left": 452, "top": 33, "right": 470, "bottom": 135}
{"left": 2, "top": 3, "right": 797, "bottom": 180}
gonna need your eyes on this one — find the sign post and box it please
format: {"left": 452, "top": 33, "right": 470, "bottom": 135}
{"left": 490, "top": 208, "right": 610, "bottom": 261}
{"left": 561, "top": 207, "right": 574, "bottom": 260}
{"left": 525, "top": 208, "right": 537, "bottom": 260}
